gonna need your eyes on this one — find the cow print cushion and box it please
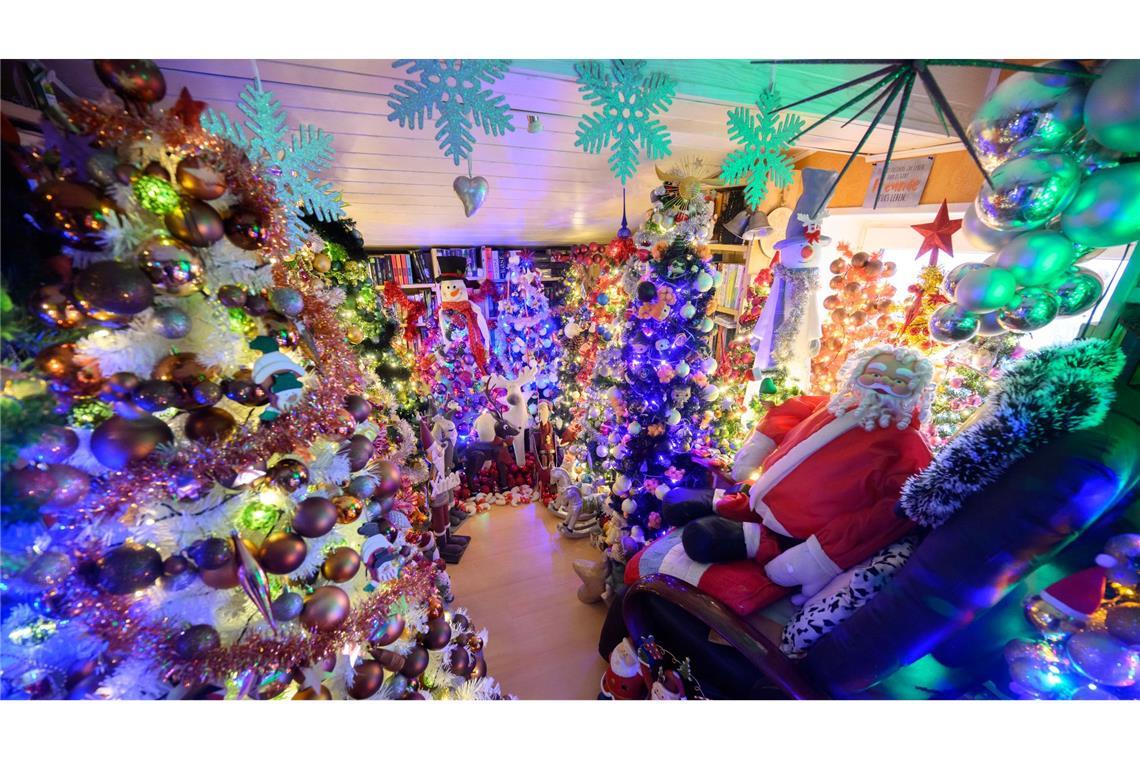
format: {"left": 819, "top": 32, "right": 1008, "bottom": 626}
{"left": 780, "top": 535, "right": 919, "bottom": 658}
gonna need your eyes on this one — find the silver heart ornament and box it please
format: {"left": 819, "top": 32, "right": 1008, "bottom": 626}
{"left": 453, "top": 174, "right": 489, "bottom": 218}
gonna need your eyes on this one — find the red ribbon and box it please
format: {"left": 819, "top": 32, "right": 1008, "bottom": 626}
{"left": 381, "top": 281, "right": 427, "bottom": 346}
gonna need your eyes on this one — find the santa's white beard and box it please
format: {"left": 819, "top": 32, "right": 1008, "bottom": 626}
{"left": 830, "top": 386, "right": 915, "bottom": 430}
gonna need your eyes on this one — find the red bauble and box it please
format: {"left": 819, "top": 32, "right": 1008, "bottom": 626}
{"left": 347, "top": 661, "right": 385, "bottom": 699}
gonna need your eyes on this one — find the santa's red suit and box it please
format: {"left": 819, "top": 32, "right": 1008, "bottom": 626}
{"left": 626, "top": 394, "right": 932, "bottom": 616}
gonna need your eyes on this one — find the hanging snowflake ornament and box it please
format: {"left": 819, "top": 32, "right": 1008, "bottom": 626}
{"left": 722, "top": 87, "right": 804, "bottom": 208}
{"left": 201, "top": 84, "right": 344, "bottom": 249}
{"left": 387, "top": 59, "right": 515, "bottom": 165}
{"left": 573, "top": 60, "right": 676, "bottom": 185}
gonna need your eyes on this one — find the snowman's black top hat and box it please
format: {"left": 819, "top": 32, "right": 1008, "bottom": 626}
{"left": 436, "top": 255, "right": 468, "bottom": 281}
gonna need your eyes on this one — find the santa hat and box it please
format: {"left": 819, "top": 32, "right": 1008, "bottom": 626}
{"left": 1041, "top": 554, "right": 1117, "bottom": 620}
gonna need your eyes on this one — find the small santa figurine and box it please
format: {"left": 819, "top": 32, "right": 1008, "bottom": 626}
{"left": 531, "top": 400, "right": 559, "bottom": 500}
{"left": 436, "top": 255, "right": 491, "bottom": 372}
{"left": 749, "top": 167, "right": 836, "bottom": 390}
{"left": 628, "top": 343, "right": 934, "bottom": 614}
{"left": 600, "top": 638, "right": 647, "bottom": 700}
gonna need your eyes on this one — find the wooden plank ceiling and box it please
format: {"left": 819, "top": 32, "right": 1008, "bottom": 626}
{"left": 40, "top": 59, "right": 993, "bottom": 247}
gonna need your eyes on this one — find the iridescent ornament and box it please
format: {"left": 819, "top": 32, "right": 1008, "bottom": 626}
{"left": 96, "top": 544, "right": 164, "bottom": 594}
{"left": 90, "top": 414, "right": 173, "bottom": 469}
{"left": 73, "top": 261, "right": 155, "bottom": 323}
{"left": 152, "top": 305, "right": 192, "bottom": 339}
{"left": 344, "top": 395, "right": 372, "bottom": 423}
{"left": 174, "top": 156, "right": 227, "bottom": 200}
{"left": 301, "top": 586, "right": 350, "bottom": 632}
{"left": 258, "top": 532, "right": 308, "bottom": 575}
{"left": 268, "top": 458, "right": 309, "bottom": 492}
{"left": 31, "top": 180, "right": 118, "bottom": 251}
{"left": 217, "top": 284, "right": 247, "bottom": 308}
{"left": 1024, "top": 595, "right": 1081, "bottom": 640}
{"left": 2, "top": 467, "right": 57, "bottom": 509}
{"left": 175, "top": 625, "right": 221, "bottom": 659}
{"left": 1106, "top": 604, "right": 1140, "bottom": 646}
{"left": 135, "top": 235, "right": 204, "bottom": 295}
{"left": 35, "top": 342, "right": 103, "bottom": 396}
{"left": 400, "top": 644, "right": 430, "bottom": 677}
{"left": 423, "top": 616, "right": 452, "bottom": 651}
{"left": 1067, "top": 631, "right": 1140, "bottom": 687}
{"left": 93, "top": 59, "right": 166, "bottom": 104}
{"left": 233, "top": 531, "right": 276, "bottom": 631}
{"left": 372, "top": 460, "right": 401, "bottom": 498}
{"left": 966, "top": 60, "right": 1089, "bottom": 172}
{"left": 28, "top": 284, "right": 86, "bottom": 329}
{"left": 20, "top": 425, "right": 79, "bottom": 464}
{"left": 321, "top": 546, "right": 361, "bottom": 583}
{"left": 271, "top": 592, "right": 304, "bottom": 621}
{"left": 224, "top": 208, "right": 268, "bottom": 250}
{"left": 1052, "top": 267, "right": 1105, "bottom": 316}
{"left": 292, "top": 497, "right": 338, "bottom": 538}
{"left": 928, "top": 304, "right": 980, "bottom": 343}
{"left": 183, "top": 407, "right": 236, "bottom": 443}
{"left": 192, "top": 537, "right": 233, "bottom": 570}
{"left": 164, "top": 197, "right": 224, "bottom": 247}
{"left": 347, "top": 661, "right": 385, "bottom": 699}
{"left": 345, "top": 434, "right": 374, "bottom": 472}
{"left": 975, "top": 152, "right": 1082, "bottom": 231}
{"left": 44, "top": 464, "right": 90, "bottom": 507}
{"left": 22, "top": 550, "right": 73, "bottom": 587}
{"left": 996, "top": 287, "right": 1060, "bottom": 332}
{"left": 332, "top": 494, "right": 363, "bottom": 524}
{"left": 269, "top": 287, "right": 304, "bottom": 318}
{"left": 369, "top": 615, "right": 405, "bottom": 646}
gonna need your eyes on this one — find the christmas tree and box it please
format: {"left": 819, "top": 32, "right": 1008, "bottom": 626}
{"left": 926, "top": 335, "right": 1021, "bottom": 448}
{"left": 0, "top": 63, "right": 502, "bottom": 701}
{"left": 898, "top": 263, "right": 949, "bottom": 354}
{"left": 707, "top": 263, "right": 802, "bottom": 455}
{"left": 493, "top": 253, "right": 562, "bottom": 410}
{"left": 594, "top": 176, "right": 720, "bottom": 568}
{"left": 811, "top": 243, "right": 902, "bottom": 394}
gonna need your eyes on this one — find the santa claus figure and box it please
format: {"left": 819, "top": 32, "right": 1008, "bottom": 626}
{"left": 749, "top": 167, "right": 836, "bottom": 390}
{"left": 436, "top": 255, "right": 491, "bottom": 372}
{"left": 626, "top": 343, "right": 934, "bottom": 615}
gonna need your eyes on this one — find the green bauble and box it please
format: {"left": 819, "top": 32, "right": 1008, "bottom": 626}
{"left": 996, "top": 287, "right": 1060, "bottom": 332}
{"left": 994, "top": 231, "right": 1077, "bottom": 287}
{"left": 955, "top": 267, "right": 1018, "bottom": 313}
{"left": 1061, "top": 163, "right": 1140, "bottom": 248}
{"left": 1051, "top": 267, "right": 1105, "bottom": 316}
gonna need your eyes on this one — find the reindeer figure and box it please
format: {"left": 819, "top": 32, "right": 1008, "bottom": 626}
{"left": 488, "top": 361, "right": 537, "bottom": 467}
{"left": 459, "top": 391, "right": 521, "bottom": 492}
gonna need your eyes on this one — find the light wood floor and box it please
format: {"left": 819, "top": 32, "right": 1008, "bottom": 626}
{"left": 447, "top": 498, "right": 610, "bottom": 700}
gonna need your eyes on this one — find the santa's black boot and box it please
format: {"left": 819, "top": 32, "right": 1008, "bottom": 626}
{"left": 661, "top": 488, "right": 715, "bottom": 527}
{"left": 682, "top": 516, "right": 749, "bottom": 563}
{"left": 438, "top": 530, "right": 469, "bottom": 564}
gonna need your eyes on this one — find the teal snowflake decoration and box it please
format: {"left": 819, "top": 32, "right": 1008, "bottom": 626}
{"left": 387, "top": 60, "right": 515, "bottom": 165}
{"left": 573, "top": 60, "right": 676, "bottom": 185}
{"left": 722, "top": 88, "right": 804, "bottom": 207}
{"left": 201, "top": 84, "right": 344, "bottom": 249}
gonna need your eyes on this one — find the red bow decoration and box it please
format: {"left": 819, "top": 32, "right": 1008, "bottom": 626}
{"left": 381, "top": 281, "right": 427, "bottom": 346}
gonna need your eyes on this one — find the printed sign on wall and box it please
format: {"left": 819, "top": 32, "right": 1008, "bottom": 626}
{"left": 863, "top": 156, "right": 933, "bottom": 208}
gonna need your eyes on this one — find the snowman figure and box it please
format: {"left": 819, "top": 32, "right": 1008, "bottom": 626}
{"left": 436, "top": 255, "right": 491, "bottom": 373}
{"left": 749, "top": 167, "right": 837, "bottom": 390}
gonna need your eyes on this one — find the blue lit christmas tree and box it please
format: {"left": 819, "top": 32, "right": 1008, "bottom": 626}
{"left": 493, "top": 253, "right": 561, "bottom": 410}
{"left": 596, "top": 179, "right": 721, "bottom": 567}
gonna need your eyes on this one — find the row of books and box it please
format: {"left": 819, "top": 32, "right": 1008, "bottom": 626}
{"left": 715, "top": 262, "right": 748, "bottom": 311}
{"left": 369, "top": 251, "right": 435, "bottom": 285}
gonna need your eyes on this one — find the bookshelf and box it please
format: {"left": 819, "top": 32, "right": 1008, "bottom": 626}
{"left": 367, "top": 246, "right": 573, "bottom": 346}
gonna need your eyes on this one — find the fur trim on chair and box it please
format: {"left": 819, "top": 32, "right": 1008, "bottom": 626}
{"left": 900, "top": 339, "right": 1124, "bottom": 528}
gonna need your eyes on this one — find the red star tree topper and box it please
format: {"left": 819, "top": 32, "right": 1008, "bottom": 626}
{"left": 911, "top": 199, "right": 962, "bottom": 265}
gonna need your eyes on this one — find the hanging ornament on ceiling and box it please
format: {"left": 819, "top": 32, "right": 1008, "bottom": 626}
{"left": 387, "top": 59, "right": 515, "bottom": 164}
{"left": 453, "top": 157, "right": 488, "bottom": 218}
{"left": 573, "top": 59, "right": 676, "bottom": 185}
{"left": 721, "top": 85, "right": 803, "bottom": 207}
